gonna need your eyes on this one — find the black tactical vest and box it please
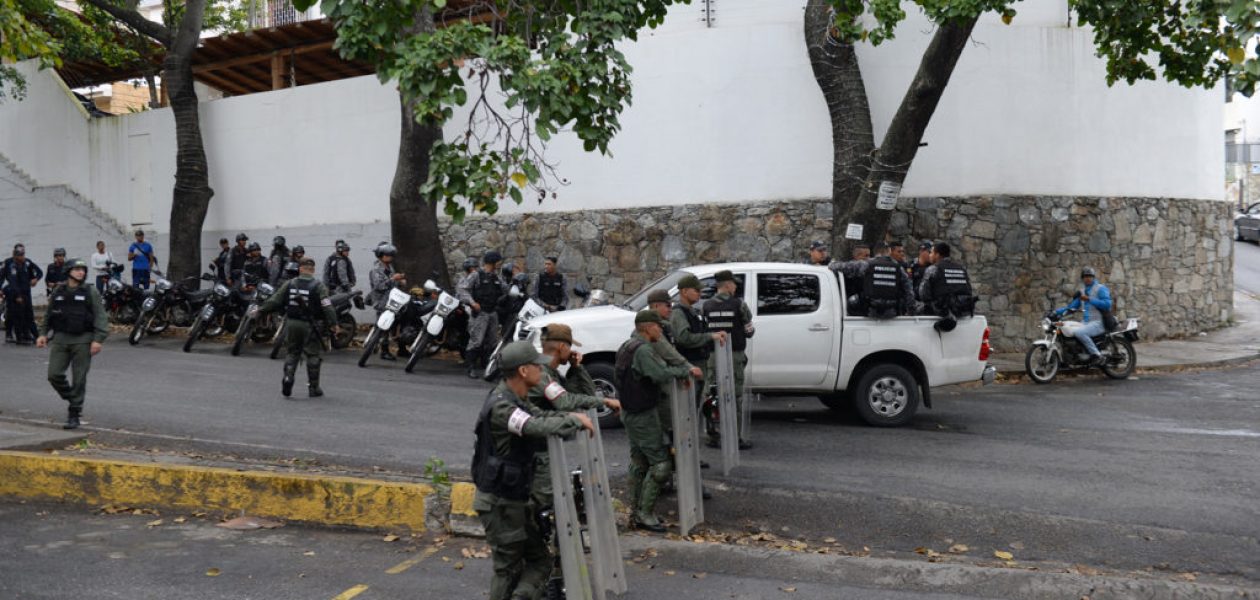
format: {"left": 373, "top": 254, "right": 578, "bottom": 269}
{"left": 929, "top": 258, "right": 975, "bottom": 317}
{"left": 615, "top": 339, "right": 660, "bottom": 414}
{"left": 471, "top": 390, "right": 541, "bottom": 501}
{"left": 672, "top": 302, "right": 710, "bottom": 362}
{"left": 537, "top": 272, "right": 565, "bottom": 306}
{"left": 473, "top": 270, "right": 503, "bottom": 310}
{"left": 48, "top": 285, "right": 93, "bottom": 334}
{"left": 703, "top": 294, "right": 747, "bottom": 352}
{"left": 286, "top": 277, "right": 322, "bottom": 321}
{"left": 864, "top": 256, "right": 904, "bottom": 319}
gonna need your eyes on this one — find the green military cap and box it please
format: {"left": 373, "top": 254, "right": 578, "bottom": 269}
{"left": 646, "top": 289, "right": 670, "bottom": 305}
{"left": 542, "top": 323, "right": 581, "bottom": 347}
{"left": 499, "top": 341, "right": 551, "bottom": 371}
{"left": 714, "top": 269, "right": 735, "bottom": 283}
{"left": 677, "top": 274, "right": 702, "bottom": 291}
{"left": 634, "top": 310, "right": 664, "bottom": 325}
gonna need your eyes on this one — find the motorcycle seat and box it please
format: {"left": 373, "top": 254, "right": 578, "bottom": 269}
{"left": 186, "top": 289, "right": 214, "bottom": 301}
{"left": 329, "top": 292, "right": 352, "bottom": 307}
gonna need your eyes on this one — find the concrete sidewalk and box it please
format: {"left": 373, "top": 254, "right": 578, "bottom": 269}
{"left": 989, "top": 290, "right": 1260, "bottom": 375}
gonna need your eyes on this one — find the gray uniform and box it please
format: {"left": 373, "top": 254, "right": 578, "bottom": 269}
{"left": 459, "top": 268, "right": 508, "bottom": 361}
{"left": 367, "top": 260, "right": 402, "bottom": 311}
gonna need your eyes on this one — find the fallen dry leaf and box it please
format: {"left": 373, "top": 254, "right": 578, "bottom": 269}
{"left": 205, "top": 568, "right": 221, "bottom": 577}
{"left": 173, "top": 517, "right": 187, "bottom": 524}
{"left": 1176, "top": 573, "right": 1197, "bottom": 582}
{"left": 383, "top": 534, "right": 400, "bottom": 542}
{"left": 664, "top": 570, "right": 676, "bottom": 576}
{"left": 823, "top": 537, "right": 837, "bottom": 544}
{"left": 914, "top": 547, "right": 930, "bottom": 555}
{"left": 303, "top": 551, "right": 315, "bottom": 557}
{"left": 146, "top": 519, "right": 163, "bottom": 528}
{"left": 781, "top": 587, "right": 797, "bottom": 593}
{"left": 217, "top": 516, "right": 284, "bottom": 531}
{"left": 948, "top": 544, "right": 969, "bottom": 554}
{"left": 453, "top": 561, "right": 465, "bottom": 570}
{"left": 693, "top": 573, "right": 707, "bottom": 579}
{"left": 994, "top": 551, "right": 1015, "bottom": 561}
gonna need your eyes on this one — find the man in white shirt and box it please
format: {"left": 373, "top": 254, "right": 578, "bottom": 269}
{"left": 89, "top": 241, "right": 114, "bottom": 293}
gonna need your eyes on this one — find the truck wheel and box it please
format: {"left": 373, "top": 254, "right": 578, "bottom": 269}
{"left": 584, "top": 361, "right": 624, "bottom": 430}
{"left": 854, "top": 364, "right": 920, "bottom": 427}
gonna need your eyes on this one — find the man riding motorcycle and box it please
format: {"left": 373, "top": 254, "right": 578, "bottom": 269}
{"left": 1054, "top": 267, "right": 1114, "bottom": 367}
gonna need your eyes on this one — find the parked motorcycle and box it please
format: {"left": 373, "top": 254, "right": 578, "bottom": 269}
{"left": 359, "top": 287, "right": 425, "bottom": 368}
{"left": 102, "top": 263, "right": 143, "bottom": 325}
{"left": 403, "top": 280, "right": 465, "bottom": 373}
{"left": 483, "top": 284, "right": 549, "bottom": 381}
{"left": 230, "top": 280, "right": 281, "bottom": 356}
{"left": 268, "top": 290, "right": 363, "bottom": 359}
{"left": 182, "top": 275, "right": 238, "bottom": 353}
{"left": 128, "top": 271, "right": 211, "bottom": 345}
{"left": 573, "top": 282, "right": 611, "bottom": 308}
{"left": 1024, "top": 308, "right": 1140, "bottom": 383}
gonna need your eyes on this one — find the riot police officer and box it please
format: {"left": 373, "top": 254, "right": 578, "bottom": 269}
{"left": 367, "top": 243, "right": 405, "bottom": 361}
{"left": 459, "top": 250, "right": 507, "bottom": 378}
{"left": 256, "top": 258, "right": 339, "bottom": 397}
{"left": 670, "top": 274, "right": 726, "bottom": 405}
{"left": 267, "top": 236, "right": 290, "bottom": 285}
{"left": 919, "top": 242, "right": 976, "bottom": 329}
{"left": 863, "top": 242, "right": 915, "bottom": 318}
{"left": 45, "top": 248, "right": 68, "bottom": 295}
{"left": 323, "top": 240, "right": 356, "bottom": 295}
{"left": 278, "top": 245, "right": 305, "bottom": 284}
{"left": 472, "top": 341, "right": 594, "bottom": 600}
{"left": 910, "top": 240, "right": 933, "bottom": 301}
{"left": 702, "top": 270, "right": 754, "bottom": 449}
{"left": 3, "top": 243, "right": 42, "bottom": 344}
{"left": 833, "top": 244, "right": 871, "bottom": 314}
{"left": 227, "top": 233, "right": 250, "bottom": 285}
{"left": 804, "top": 240, "right": 831, "bottom": 266}
{"left": 213, "top": 238, "right": 231, "bottom": 283}
{"left": 531, "top": 256, "right": 569, "bottom": 311}
{"left": 241, "top": 242, "right": 268, "bottom": 283}
{"left": 36, "top": 258, "right": 108, "bottom": 429}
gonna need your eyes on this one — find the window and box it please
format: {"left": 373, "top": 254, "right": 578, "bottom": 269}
{"left": 624, "top": 270, "right": 745, "bottom": 311}
{"left": 756, "top": 273, "right": 820, "bottom": 315}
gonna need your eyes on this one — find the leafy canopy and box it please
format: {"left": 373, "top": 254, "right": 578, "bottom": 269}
{"left": 826, "top": 0, "right": 1260, "bottom": 95}
{"left": 296, "top": 0, "right": 683, "bottom": 221}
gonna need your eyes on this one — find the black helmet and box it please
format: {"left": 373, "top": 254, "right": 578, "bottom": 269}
{"left": 66, "top": 257, "right": 88, "bottom": 271}
{"left": 247, "top": 242, "right": 261, "bottom": 253}
{"left": 53, "top": 247, "right": 66, "bottom": 257}
{"left": 336, "top": 240, "right": 350, "bottom": 252}
{"left": 483, "top": 250, "right": 502, "bottom": 264}
{"left": 1081, "top": 267, "right": 1097, "bottom": 279}
{"left": 292, "top": 245, "right": 305, "bottom": 255}
{"left": 375, "top": 243, "right": 397, "bottom": 258}
{"left": 236, "top": 233, "right": 249, "bottom": 242}
{"left": 273, "top": 235, "right": 286, "bottom": 247}
{"left": 512, "top": 273, "right": 530, "bottom": 286}
{"left": 462, "top": 257, "right": 479, "bottom": 271}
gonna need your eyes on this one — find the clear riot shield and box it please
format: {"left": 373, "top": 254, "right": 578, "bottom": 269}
{"left": 670, "top": 379, "right": 705, "bottom": 536}
{"left": 548, "top": 410, "right": 626, "bottom": 600}
{"left": 740, "top": 382, "right": 757, "bottom": 443}
{"left": 713, "top": 340, "right": 740, "bottom": 475}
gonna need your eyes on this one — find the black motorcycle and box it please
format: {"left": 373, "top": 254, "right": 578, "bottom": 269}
{"left": 231, "top": 280, "right": 282, "bottom": 356}
{"left": 102, "top": 263, "right": 143, "bottom": 325}
{"left": 182, "top": 276, "right": 237, "bottom": 353}
{"left": 129, "top": 271, "right": 212, "bottom": 345}
{"left": 268, "top": 289, "right": 364, "bottom": 359}
{"left": 1024, "top": 308, "right": 1140, "bottom": 383}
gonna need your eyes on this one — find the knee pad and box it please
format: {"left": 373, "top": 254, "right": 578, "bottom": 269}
{"left": 648, "top": 461, "right": 672, "bottom": 484}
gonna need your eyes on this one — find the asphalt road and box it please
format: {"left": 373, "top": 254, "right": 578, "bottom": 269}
{"left": 1236, "top": 237, "right": 1260, "bottom": 296}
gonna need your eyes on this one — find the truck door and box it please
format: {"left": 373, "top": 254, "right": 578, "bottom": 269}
{"left": 747, "top": 272, "right": 835, "bottom": 388}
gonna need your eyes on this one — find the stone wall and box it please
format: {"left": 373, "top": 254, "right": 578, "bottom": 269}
{"left": 439, "top": 196, "right": 1234, "bottom": 351}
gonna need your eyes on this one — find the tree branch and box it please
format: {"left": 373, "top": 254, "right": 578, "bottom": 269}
{"left": 79, "top": 0, "right": 172, "bottom": 46}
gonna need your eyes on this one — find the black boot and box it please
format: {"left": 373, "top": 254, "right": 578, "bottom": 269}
{"left": 467, "top": 352, "right": 482, "bottom": 379}
{"left": 380, "top": 339, "right": 396, "bottom": 361}
{"left": 63, "top": 407, "right": 81, "bottom": 430}
{"left": 281, "top": 360, "right": 297, "bottom": 397}
{"left": 308, "top": 364, "right": 324, "bottom": 397}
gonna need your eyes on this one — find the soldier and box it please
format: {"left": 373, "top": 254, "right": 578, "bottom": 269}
{"left": 44, "top": 248, "right": 68, "bottom": 295}
{"left": 241, "top": 242, "right": 268, "bottom": 283}
{"left": 919, "top": 242, "right": 976, "bottom": 330}
{"left": 212, "top": 238, "right": 231, "bottom": 284}
{"left": 804, "top": 240, "right": 831, "bottom": 266}
{"left": 645, "top": 289, "right": 695, "bottom": 433}
{"left": 531, "top": 256, "right": 569, "bottom": 311}
{"left": 701, "top": 270, "right": 755, "bottom": 450}
{"left": 670, "top": 274, "right": 727, "bottom": 405}
{"left": 459, "top": 250, "right": 507, "bottom": 378}
{"left": 2, "top": 243, "right": 42, "bottom": 344}
{"left": 267, "top": 236, "right": 290, "bottom": 285}
{"left": 910, "top": 240, "right": 933, "bottom": 301}
{"left": 278, "top": 245, "right": 305, "bottom": 284}
{"left": 36, "top": 258, "right": 108, "bottom": 429}
{"left": 367, "top": 243, "right": 405, "bottom": 361}
{"left": 471, "top": 341, "right": 594, "bottom": 600}
{"left": 323, "top": 240, "right": 356, "bottom": 295}
{"left": 227, "top": 233, "right": 249, "bottom": 286}
{"left": 255, "top": 258, "right": 339, "bottom": 398}
{"left": 833, "top": 243, "right": 871, "bottom": 314}
{"left": 863, "top": 242, "right": 915, "bottom": 318}
{"left": 617, "top": 310, "right": 701, "bottom": 532}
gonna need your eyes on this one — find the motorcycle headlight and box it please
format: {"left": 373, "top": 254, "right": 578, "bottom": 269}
{"left": 258, "top": 283, "right": 274, "bottom": 296}
{"left": 156, "top": 278, "right": 173, "bottom": 292}
{"left": 214, "top": 283, "right": 230, "bottom": 298}
{"left": 107, "top": 279, "right": 123, "bottom": 293}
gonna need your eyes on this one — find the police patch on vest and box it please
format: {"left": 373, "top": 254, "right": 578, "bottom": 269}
{"left": 543, "top": 381, "right": 567, "bottom": 402}
{"left": 507, "top": 408, "right": 532, "bottom": 436}
{"left": 321, "top": 298, "right": 332, "bottom": 307}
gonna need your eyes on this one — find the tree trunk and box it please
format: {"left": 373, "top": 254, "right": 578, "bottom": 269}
{"left": 834, "top": 17, "right": 979, "bottom": 258}
{"left": 163, "top": 47, "right": 213, "bottom": 282}
{"left": 804, "top": 0, "right": 875, "bottom": 259}
{"left": 389, "top": 10, "right": 448, "bottom": 289}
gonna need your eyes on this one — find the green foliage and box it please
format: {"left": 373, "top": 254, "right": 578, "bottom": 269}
{"left": 1, "top": 0, "right": 64, "bottom": 100}
{"left": 826, "top": 0, "right": 1260, "bottom": 95}
{"left": 302, "top": 0, "right": 682, "bottom": 221}
{"left": 423, "top": 456, "right": 451, "bottom": 487}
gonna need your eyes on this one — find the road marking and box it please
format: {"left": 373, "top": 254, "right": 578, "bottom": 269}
{"left": 385, "top": 545, "right": 442, "bottom": 575}
{"left": 331, "top": 584, "right": 369, "bottom": 600}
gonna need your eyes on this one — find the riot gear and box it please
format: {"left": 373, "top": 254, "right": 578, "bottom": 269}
{"left": 703, "top": 294, "right": 747, "bottom": 352}
{"left": 927, "top": 258, "right": 976, "bottom": 318}
{"left": 473, "top": 269, "right": 504, "bottom": 311}
{"left": 864, "top": 255, "right": 907, "bottom": 319}
{"left": 471, "top": 390, "right": 543, "bottom": 501}
{"left": 48, "top": 286, "right": 94, "bottom": 334}
{"left": 286, "top": 276, "right": 323, "bottom": 321}
{"left": 537, "top": 271, "right": 565, "bottom": 306}
{"left": 615, "top": 338, "right": 659, "bottom": 413}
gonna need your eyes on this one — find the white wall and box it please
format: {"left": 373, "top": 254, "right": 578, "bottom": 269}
{"left": 0, "top": 0, "right": 1225, "bottom": 236}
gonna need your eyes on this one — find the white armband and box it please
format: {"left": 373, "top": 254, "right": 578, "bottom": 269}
{"left": 543, "top": 381, "right": 567, "bottom": 402}
{"left": 507, "top": 407, "right": 532, "bottom": 436}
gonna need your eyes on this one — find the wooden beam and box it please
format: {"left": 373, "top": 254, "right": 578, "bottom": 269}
{"left": 271, "top": 53, "right": 285, "bottom": 90}
{"left": 193, "top": 40, "right": 335, "bottom": 74}
{"left": 207, "top": 66, "right": 269, "bottom": 94}
{"left": 195, "top": 70, "right": 251, "bottom": 96}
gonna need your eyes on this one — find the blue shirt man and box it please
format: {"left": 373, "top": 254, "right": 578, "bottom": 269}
{"left": 1056, "top": 267, "right": 1112, "bottom": 364}
{"left": 127, "top": 229, "right": 157, "bottom": 289}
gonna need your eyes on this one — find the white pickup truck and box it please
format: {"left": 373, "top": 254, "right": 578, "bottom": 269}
{"left": 524, "top": 262, "right": 995, "bottom": 427}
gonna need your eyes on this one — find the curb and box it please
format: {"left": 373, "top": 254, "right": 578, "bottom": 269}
{"left": 992, "top": 351, "right": 1260, "bottom": 379}
{"left": 0, "top": 450, "right": 437, "bottom": 532}
{"left": 448, "top": 482, "right": 485, "bottom": 537}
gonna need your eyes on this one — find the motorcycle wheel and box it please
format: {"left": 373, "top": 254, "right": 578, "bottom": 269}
{"left": 482, "top": 339, "right": 506, "bottom": 382}
{"left": 269, "top": 320, "right": 287, "bottom": 360}
{"left": 183, "top": 316, "right": 205, "bottom": 353}
{"left": 231, "top": 316, "right": 253, "bottom": 356}
{"left": 1101, "top": 338, "right": 1137, "bottom": 380}
{"left": 358, "top": 328, "right": 381, "bottom": 367}
{"left": 404, "top": 332, "right": 432, "bottom": 373}
{"left": 1024, "top": 345, "right": 1059, "bottom": 384}
{"left": 128, "top": 317, "right": 146, "bottom": 345}
{"left": 146, "top": 312, "right": 169, "bottom": 334}
{"left": 333, "top": 316, "right": 356, "bottom": 349}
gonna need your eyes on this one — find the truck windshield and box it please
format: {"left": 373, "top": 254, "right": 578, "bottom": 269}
{"left": 623, "top": 270, "right": 690, "bottom": 311}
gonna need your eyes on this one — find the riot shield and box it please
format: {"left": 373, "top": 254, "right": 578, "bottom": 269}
{"left": 670, "top": 380, "right": 705, "bottom": 536}
{"left": 740, "top": 382, "right": 757, "bottom": 443}
{"left": 713, "top": 340, "right": 740, "bottom": 474}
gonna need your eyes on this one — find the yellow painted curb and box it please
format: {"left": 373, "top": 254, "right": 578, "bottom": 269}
{"left": 450, "top": 482, "right": 477, "bottom": 517}
{"left": 0, "top": 451, "right": 435, "bottom": 532}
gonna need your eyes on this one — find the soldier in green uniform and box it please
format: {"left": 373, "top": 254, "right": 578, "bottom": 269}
{"left": 669, "top": 274, "right": 727, "bottom": 405}
{"left": 702, "top": 270, "right": 755, "bottom": 450}
{"left": 617, "top": 310, "right": 701, "bottom": 532}
{"left": 472, "top": 341, "right": 594, "bottom": 600}
{"left": 645, "top": 289, "right": 696, "bottom": 434}
{"left": 255, "top": 258, "right": 339, "bottom": 398}
{"left": 36, "top": 258, "right": 109, "bottom": 430}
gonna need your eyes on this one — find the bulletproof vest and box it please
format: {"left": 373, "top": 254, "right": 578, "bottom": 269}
{"left": 703, "top": 293, "right": 747, "bottom": 352}
{"left": 286, "top": 277, "right": 322, "bottom": 321}
{"left": 324, "top": 255, "right": 349, "bottom": 288}
{"left": 863, "top": 256, "right": 903, "bottom": 319}
{"left": 929, "top": 258, "right": 975, "bottom": 317}
{"left": 48, "top": 285, "right": 94, "bottom": 334}
{"left": 471, "top": 389, "right": 542, "bottom": 501}
{"left": 473, "top": 270, "right": 503, "bottom": 310}
{"left": 243, "top": 257, "right": 268, "bottom": 281}
{"left": 537, "top": 272, "right": 565, "bottom": 306}
{"left": 615, "top": 338, "right": 660, "bottom": 414}
{"left": 673, "top": 302, "right": 710, "bottom": 362}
